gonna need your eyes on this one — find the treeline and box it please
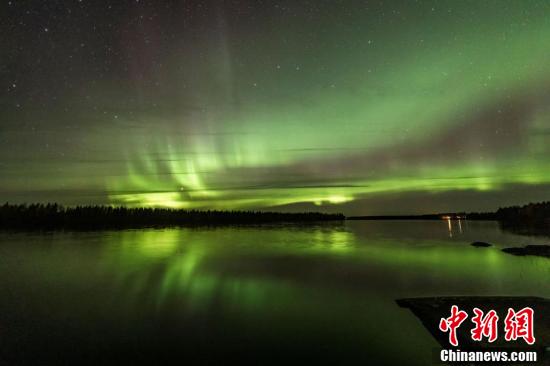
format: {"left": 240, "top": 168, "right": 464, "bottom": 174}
{"left": 349, "top": 201, "right": 550, "bottom": 226}
{"left": 467, "top": 201, "right": 550, "bottom": 224}
{"left": 348, "top": 214, "right": 442, "bottom": 220}
{"left": 494, "top": 201, "right": 550, "bottom": 224}
{"left": 491, "top": 202, "right": 550, "bottom": 235}
{"left": 0, "top": 203, "right": 345, "bottom": 230}
{"left": 463, "top": 211, "right": 497, "bottom": 220}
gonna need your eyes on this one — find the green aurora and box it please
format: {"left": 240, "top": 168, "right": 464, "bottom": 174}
{"left": 2, "top": 0, "right": 550, "bottom": 214}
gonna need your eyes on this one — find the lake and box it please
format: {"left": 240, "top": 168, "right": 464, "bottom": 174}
{"left": 0, "top": 220, "right": 548, "bottom": 364}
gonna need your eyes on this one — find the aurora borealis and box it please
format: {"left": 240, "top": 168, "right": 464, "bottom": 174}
{"left": 2, "top": 0, "right": 550, "bottom": 214}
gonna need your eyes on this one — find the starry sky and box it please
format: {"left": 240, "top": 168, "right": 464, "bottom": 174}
{"left": 2, "top": 0, "right": 550, "bottom": 215}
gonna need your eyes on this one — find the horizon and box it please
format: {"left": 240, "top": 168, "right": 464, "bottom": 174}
{"left": 2, "top": 200, "right": 539, "bottom": 217}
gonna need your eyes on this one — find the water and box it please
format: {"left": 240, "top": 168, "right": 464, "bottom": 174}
{"left": 0, "top": 220, "right": 548, "bottom": 364}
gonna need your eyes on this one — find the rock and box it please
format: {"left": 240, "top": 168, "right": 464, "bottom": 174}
{"left": 502, "top": 245, "right": 550, "bottom": 258}
{"left": 471, "top": 241, "right": 492, "bottom": 247}
{"left": 502, "top": 247, "right": 527, "bottom": 256}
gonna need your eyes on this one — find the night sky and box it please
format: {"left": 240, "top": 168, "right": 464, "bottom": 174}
{"left": 2, "top": 0, "right": 550, "bottom": 215}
